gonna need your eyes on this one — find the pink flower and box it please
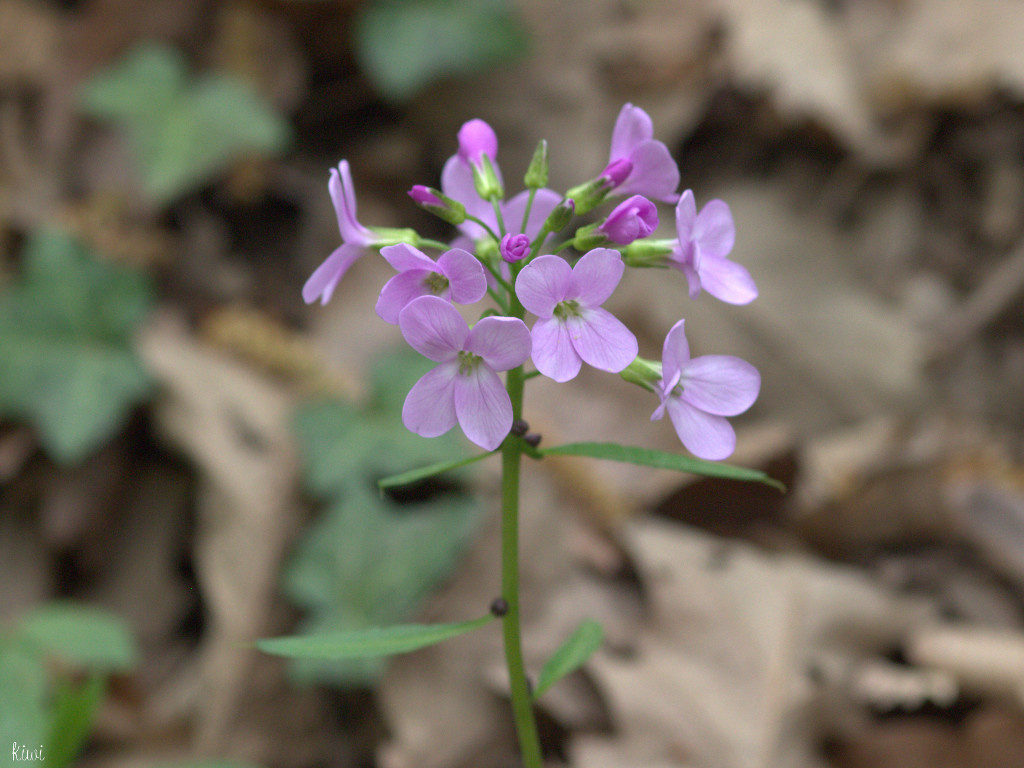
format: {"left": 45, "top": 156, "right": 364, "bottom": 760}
{"left": 440, "top": 119, "right": 561, "bottom": 247}
{"left": 671, "top": 190, "right": 757, "bottom": 305}
{"left": 302, "top": 160, "right": 375, "bottom": 305}
{"left": 375, "top": 244, "right": 487, "bottom": 324}
{"left": 598, "top": 195, "right": 658, "bottom": 245}
{"left": 515, "top": 248, "right": 638, "bottom": 382}
{"left": 399, "top": 296, "right": 531, "bottom": 451}
{"left": 602, "top": 103, "right": 680, "bottom": 203}
{"left": 651, "top": 319, "right": 760, "bottom": 460}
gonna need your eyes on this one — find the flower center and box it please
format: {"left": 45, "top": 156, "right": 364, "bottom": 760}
{"left": 423, "top": 271, "right": 450, "bottom": 295}
{"left": 457, "top": 349, "right": 482, "bottom": 375}
{"left": 553, "top": 299, "right": 582, "bottom": 320}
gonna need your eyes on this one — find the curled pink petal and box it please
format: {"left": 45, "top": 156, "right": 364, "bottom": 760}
{"left": 302, "top": 243, "right": 364, "bottom": 305}
{"left": 660, "top": 318, "right": 691, "bottom": 383}
{"left": 609, "top": 103, "right": 654, "bottom": 161}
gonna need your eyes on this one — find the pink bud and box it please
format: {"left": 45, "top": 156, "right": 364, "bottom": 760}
{"left": 599, "top": 195, "right": 658, "bottom": 245}
{"left": 500, "top": 233, "right": 531, "bottom": 263}
{"left": 408, "top": 185, "right": 443, "bottom": 207}
{"left": 601, "top": 158, "right": 634, "bottom": 188}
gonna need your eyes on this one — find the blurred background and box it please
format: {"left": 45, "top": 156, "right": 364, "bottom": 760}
{"left": 3, "top": 0, "right": 1024, "bottom": 766}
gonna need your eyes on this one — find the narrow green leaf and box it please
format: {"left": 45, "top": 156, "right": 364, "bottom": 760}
{"left": 539, "top": 442, "right": 785, "bottom": 491}
{"left": 257, "top": 614, "right": 493, "bottom": 660}
{"left": 377, "top": 451, "right": 495, "bottom": 492}
{"left": 533, "top": 619, "right": 604, "bottom": 699}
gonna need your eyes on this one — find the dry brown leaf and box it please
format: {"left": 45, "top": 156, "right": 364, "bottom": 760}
{"left": 137, "top": 310, "right": 301, "bottom": 753}
{"left": 571, "top": 519, "right": 937, "bottom": 768}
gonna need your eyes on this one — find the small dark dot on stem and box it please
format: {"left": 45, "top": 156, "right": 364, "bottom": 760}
{"left": 524, "top": 433, "right": 542, "bottom": 448}
{"left": 490, "top": 597, "right": 509, "bottom": 617}
{"left": 510, "top": 419, "right": 530, "bottom": 437}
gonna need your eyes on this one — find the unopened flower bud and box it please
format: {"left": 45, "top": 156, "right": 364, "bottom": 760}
{"left": 500, "top": 233, "right": 531, "bottom": 263}
{"left": 601, "top": 158, "right": 633, "bottom": 188}
{"left": 619, "top": 356, "right": 663, "bottom": 392}
{"left": 472, "top": 153, "right": 504, "bottom": 201}
{"left": 408, "top": 185, "right": 466, "bottom": 225}
{"left": 598, "top": 195, "right": 658, "bottom": 245}
{"left": 543, "top": 198, "right": 575, "bottom": 233}
{"left": 367, "top": 226, "right": 423, "bottom": 248}
{"left": 622, "top": 237, "right": 675, "bottom": 268}
{"left": 572, "top": 222, "right": 608, "bottom": 252}
{"left": 524, "top": 139, "right": 549, "bottom": 189}
{"left": 565, "top": 177, "right": 611, "bottom": 216}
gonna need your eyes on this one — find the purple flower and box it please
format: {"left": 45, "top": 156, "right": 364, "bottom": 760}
{"left": 602, "top": 103, "right": 680, "bottom": 203}
{"left": 408, "top": 185, "right": 443, "bottom": 207}
{"left": 441, "top": 119, "right": 561, "bottom": 247}
{"left": 671, "top": 190, "right": 757, "bottom": 305}
{"left": 302, "top": 160, "right": 375, "bottom": 305}
{"left": 598, "top": 195, "right": 658, "bottom": 245}
{"left": 375, "top": 244, "right": 487, "bottom": 324}
{"left": 515, "top": 248, "right": 638, "bottom": 382}
{"left": 651, "top": 319, "right": 760, "bottom": 460}
{"left": 399, "top": 296, "right": 531, "bottom": 451}
{"left": 500, "top": 233, "right": 530, "bottom": 263}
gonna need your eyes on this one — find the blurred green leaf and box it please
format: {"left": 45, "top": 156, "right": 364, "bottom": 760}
{"left": 284, "top": 348, "right": 484, "bottom": 686}
{"left": 257, "top": 614, "right": 493, "bottom": 660}
{"left": 44, "top": 674, "right": 106, "bottom": 768}
{"left": 533, "top": 619, "right": 603, "bottom": 699}
{"left": 0, "top": 229, "right": 153, "bottom": 464}
{"left": 0, "top": 635, "right": 49, "bottom": 764}
{"left": 18, "top": 602, "right": 138, "bottom": 673}
{"left": 355, "top": 0, "right": 529, "bottom": 101}
{"left": 539, "top": 442, "right": 787, "bottom": 490}
{"left": 79, "top": 43, "right": 291, "bottom": 202}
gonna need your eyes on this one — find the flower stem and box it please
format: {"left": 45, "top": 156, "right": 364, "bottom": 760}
{"left": 500, "top": 296, "right": 543, "bottom": 768}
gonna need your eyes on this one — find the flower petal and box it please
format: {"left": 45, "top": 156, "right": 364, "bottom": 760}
{"left": 694, "top": 199, "right": 735, "bottom": 259}
{"left": 398, "top": 295, "right": 467, "bottom": 362}
{"left": 680, "top": 355, "right": 760, "bottom": 416}
{"left": 441, "top": 155, "right": 493, "bottom": 240}
{"left": 697, "top": 256, "right": 758, "bottom": 305}
{"left": 617, "top": 140, "right": 679, "bottom": 202}
{"left": 466, "top": 316, "right": 531, "bottom": 372}
{"left": 567, "top": 308, "right": 638, "bottom": 373}
{"left": 568, "top": 248, "right": 625, "bottom": 307}
{"left": 376, "top": 269, "right": 432, "bottom": 324}
{"left": 437, "top": 248, "right": 487, "bottom": 305}
{"left": 453, "top": 365, "right": 512, "bottom": 451}
{"left": 402, "top": 363, "right": 459, "bottom": 438}
{"left": 515, "top": 255, "right": 571, "bottom": 318}
{"left": 530, "top": 317, "right": 582, "bottom": 382}
{"left": 674, "top": 189, "right": 697, "bottom": 243}
{"left": 660, "top": 318, "right": 691, "bottom": 384}
{"left": 609, "top": 103, "right": 653, "bottom": 161}
{"left": 329, "top": 161, "right": 372, "bottom": 245}
{"left": 381, "top": 243, "right": 436, "bottom": 272}
{"left": 665, "top": 397, "right": 737, "bottom": 460}
{"left": 503, "top": 188, "right": 562, "bottom": 242}
{"left": 302, "top": 242, "right": 364, "bottom": 305}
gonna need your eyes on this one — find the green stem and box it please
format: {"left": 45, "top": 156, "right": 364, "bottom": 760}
{"left": 500, "top": 296, "right": 543, "bottom": 768}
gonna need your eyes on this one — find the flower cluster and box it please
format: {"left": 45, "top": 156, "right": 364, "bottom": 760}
{"left": 303, "top": 104, "right": 761, "bottom": 459}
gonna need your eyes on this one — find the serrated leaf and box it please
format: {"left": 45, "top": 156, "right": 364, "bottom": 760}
{"left": 78, "top": 42, "right": 290, "bottom": 202}
{"left": 533, "top": 619, "right": 604, "bottom": 699}
{"left": 355, "top": 0, "right": 529, "bottom": 101}
{"left": 0, "top": 229, "right": 153, "bottom": 464}
{"left": 539, "top": 442, "right": 786, "bottom": 490}
{"left": 257, "top": 614, "right": 493, "bottom": 660}
{"left": 18, "top": 602, "right": 138, "bottom": 673}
